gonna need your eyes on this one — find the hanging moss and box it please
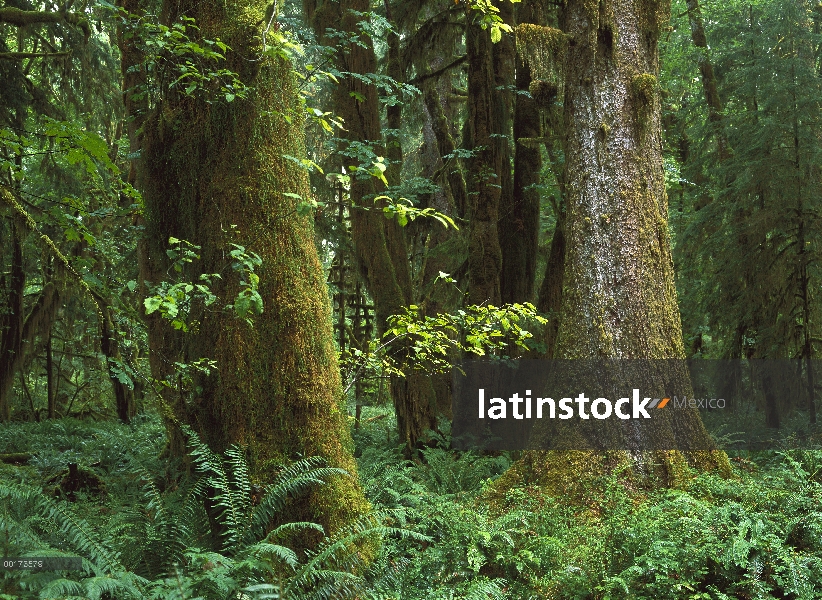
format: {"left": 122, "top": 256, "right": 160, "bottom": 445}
{"left": 529, "top": 79, "right": 558, "bottom": 108}
{"left": 515, "top": 24, "right": 567, "bottom": 81}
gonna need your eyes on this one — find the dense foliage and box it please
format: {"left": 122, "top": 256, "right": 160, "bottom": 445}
{"left": 2, "top": 414, "right": 822, "bottom": 598}
{"left": 2, "top": 0, "right": 821, "bottom": 597}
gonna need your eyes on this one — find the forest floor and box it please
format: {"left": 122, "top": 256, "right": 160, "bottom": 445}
{"left": 1, "top": 409, "right": 821, "bottom": 599}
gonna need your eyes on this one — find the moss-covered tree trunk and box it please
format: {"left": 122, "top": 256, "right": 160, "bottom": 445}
{"left": 492, "top": 0, "right": 728, "bottom": 498}
{"left": 553, "top": 0, "right": 724, "bottom": 470}
{"left": 137, "top": 0, "right": 368, "bottom": 534}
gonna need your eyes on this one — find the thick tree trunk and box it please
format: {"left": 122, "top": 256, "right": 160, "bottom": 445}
{"left": 556, "top": 0, "right": 680, "bottom": 359}
{"left": 137, "top": 0, "right": 368, "bottom": 534}
{"left": 549, "top": 0, "right": 723, "bottom": 467}
{"left": 484, "top": 0, "right": 733, "bottom": 499}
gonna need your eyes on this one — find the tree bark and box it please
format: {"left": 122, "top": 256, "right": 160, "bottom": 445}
{"left": 465, "top": 11, "right": 503, "bottom": 305}
{"left": 490, "top": 2, "right": 729, "bottom": 504}
{"left": 423, "top": 83, "right": 468, "bottom": 218}
{"left": 137, "top": 0, "right": 369, "bottom": 534}
{"left": 546, "top": 0, "right": 724, "bottom": 475}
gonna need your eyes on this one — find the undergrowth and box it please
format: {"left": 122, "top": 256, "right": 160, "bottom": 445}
{"left": 1, "top": 410, "right": 821, "bottom": 599}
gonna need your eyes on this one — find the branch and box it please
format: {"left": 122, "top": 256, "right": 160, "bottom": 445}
{"left": 408, "top": 55, "right": 467, "bottom": 86}
{"left": 0, "top": 7, "right": 90, "bottom": 40}
{"left": 0, "top": 51, "right": 71, "bottom": 60}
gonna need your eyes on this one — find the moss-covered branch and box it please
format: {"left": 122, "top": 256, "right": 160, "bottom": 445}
{"left": 0, "top": 7, "right": 90, "bottom": 39}
{"left": 0, "top": 51, "right": 71, "bottom": 60}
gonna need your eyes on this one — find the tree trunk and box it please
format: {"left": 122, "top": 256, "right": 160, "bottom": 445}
{"left": 97, "top": 299, "right": 135, "bottom": 423}
{"left": 536, "top": 203, "right": 565, "bottom": 358}
{"left": 0, "top": 221, "right": 24, "bottom": 420}
{"left": 0, "top": 212, "right": 60, "bottom": 421}
{"left": 137, "top": 0, "right": 368, "bottom": 534}
{"left": 487, "top": 0, "right": 731, "bottom": 499}
{"left": 502, "top": 1, "right": 541, "bottom": 304}
{"left": 552, "top": 0, "right": 723, "bottom": 468}
{"left": 308, "top": 0, "right": 438, "bottom": 450}
{"left": 685, "top": 0, "right": 729, "bottom": 162}
{"left": 465, "top": 12, "right": 503, "bottom": 305}
{"left": 423, "top": 83, "right": 468, "bottom": 219}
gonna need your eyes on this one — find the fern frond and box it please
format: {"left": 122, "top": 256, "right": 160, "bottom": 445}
{"left": 286, "top": 512, "right": 431, "bottom": 598}
{"left": 245, "top": 541, "right": 300, "bottom": 568}
{"left": 36, "top": 577, "right": 85, "bottom": 598}
{"left": 248, "top": 457, "right": 347, "bottom": 543}
{"left": 44, "top": 498, "right": 122, "bottom": 575}
{"left": 266, "top": 521, "right": 325, "bottom": 541}
{"left": 184, "top": 426, "right": 246, "bottom": 553}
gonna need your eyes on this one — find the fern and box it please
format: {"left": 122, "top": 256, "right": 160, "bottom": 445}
{"left": 248, "top": 456, "right": 348, "bottom": 545}
{"left": 283, "top": 511, "right": 431, "bottom": 600}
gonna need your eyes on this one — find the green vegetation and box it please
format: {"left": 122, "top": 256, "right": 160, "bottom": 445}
{"left": 2, "top": 415, "right": 821, "bottom": 598}
{"left": 1, "top": 0, "right": 821, "bottom": 597}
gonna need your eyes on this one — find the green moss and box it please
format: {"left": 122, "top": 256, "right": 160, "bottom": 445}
{"left": 582, "top": 0, "right": 600, "bottom": 26}
{"left": 639, "top": 0, "right": 671, "bottom": 37}
{"left": 515, "top": 25, "right": 568, "bottom": 81}
{"left": 139, "top": 0, "right": 371, "bottom": 543}
{"left": 631, "top": 73, "right": 657, "bottom": 106}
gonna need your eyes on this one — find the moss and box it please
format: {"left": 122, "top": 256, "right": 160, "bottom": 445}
{"left": 485, "top": 447, "right": 730, "bottom": 512}
{"left": 139, "top": 0, "right": 371, "bottom": 543}
{"left": 515, "top": 24, "right": 567, "bottom": 81}
{"left": 639, "top": 0, "right": 671, "bottom": 37}
{"left": 582, "top": 0, "right": 600, "bottom": 26}
{"left": 631, "top": 73, "right": 657, "bottom": 106}
{"left": 529, "top": 79, "right": 558, "bottom": 108}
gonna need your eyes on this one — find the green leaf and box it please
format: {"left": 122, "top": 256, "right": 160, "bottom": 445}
{"left": 491, "top": 25, "right": 502, "bottom": 43}
{"left": 144, "top": 297, "right": 162, "bottom": 314}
